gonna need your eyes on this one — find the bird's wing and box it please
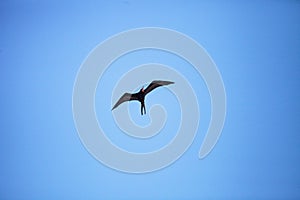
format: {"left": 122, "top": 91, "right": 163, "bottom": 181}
{"left": 144, "top": 80, "right": 174, "bottom": 95}
{"left": 111, "top": 93, "right": 138, "bottom": 110}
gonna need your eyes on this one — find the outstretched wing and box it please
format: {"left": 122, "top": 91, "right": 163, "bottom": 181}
{"left": 144, "top": 80, "right": 174, "bottom": 95}
{"left": 111, "top": 93, "right": 138, "bottom": 110}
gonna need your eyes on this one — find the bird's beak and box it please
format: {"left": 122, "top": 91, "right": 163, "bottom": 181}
{"left": 142, "top": 87, "right": 144, "bottom": 92}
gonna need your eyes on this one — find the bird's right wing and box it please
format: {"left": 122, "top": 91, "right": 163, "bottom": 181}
{"left": 111, "top": 93, "right": 138, "bottom": 110}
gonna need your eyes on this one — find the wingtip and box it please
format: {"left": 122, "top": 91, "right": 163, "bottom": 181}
{"left": 155, "top": 80, "right": 175, "bottom": 84}
{"left": 166, "top": 81, "right": 175, "bottom": 85}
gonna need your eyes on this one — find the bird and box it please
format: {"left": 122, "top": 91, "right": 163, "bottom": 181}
{"left": 112, "top": 80, "right": 174, "bottom": 115}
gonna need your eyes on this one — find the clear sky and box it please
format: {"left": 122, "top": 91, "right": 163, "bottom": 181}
{"left": 1, "top": 1, "right": 299, "bottom": 199}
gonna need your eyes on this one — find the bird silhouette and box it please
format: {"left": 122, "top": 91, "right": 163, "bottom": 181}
{"left": 112, "top": 80, "right": 174, "bottom": 115}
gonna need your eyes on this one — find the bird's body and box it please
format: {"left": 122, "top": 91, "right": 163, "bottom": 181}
{"left": 112, "top": 80, "right": 174, "bottom": 115}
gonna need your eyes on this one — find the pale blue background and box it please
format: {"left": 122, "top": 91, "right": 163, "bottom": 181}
{"left": 1, "top": 1, "right": 299, "bottom": 199}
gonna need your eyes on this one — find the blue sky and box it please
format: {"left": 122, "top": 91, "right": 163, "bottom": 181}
{"left": 1, "top": 1, "right": 299, "bottom": 199}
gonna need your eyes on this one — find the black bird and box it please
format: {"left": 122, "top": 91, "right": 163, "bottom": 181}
{"left": 112, "top": 80, "right": 174, "bottom": 115}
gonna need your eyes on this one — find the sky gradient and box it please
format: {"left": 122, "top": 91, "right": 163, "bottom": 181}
{"left": 1, "top": 1, "right": 299, "bottom": 199}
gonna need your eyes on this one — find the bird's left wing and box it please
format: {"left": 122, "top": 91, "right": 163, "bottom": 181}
{"left": 144, "top": 80, "right": 174, "bottom": 95}
{"left": 111, "top": 93, "right": 138, "bottom": 110}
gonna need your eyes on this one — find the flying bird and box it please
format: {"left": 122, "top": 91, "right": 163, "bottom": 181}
{"left": 112, "top": 80, "right": 174, "bottom": 115}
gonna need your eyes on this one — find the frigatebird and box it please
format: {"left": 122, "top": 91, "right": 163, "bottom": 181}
{"left": 112, "top": 80, "right": 174, "bottom": 115}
